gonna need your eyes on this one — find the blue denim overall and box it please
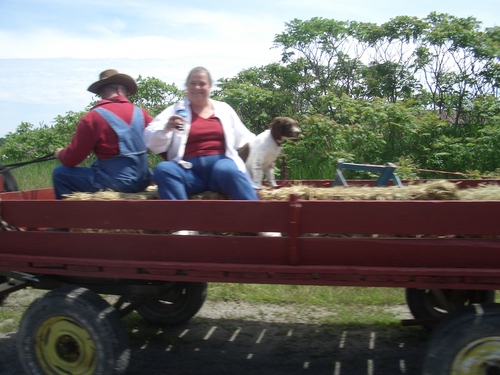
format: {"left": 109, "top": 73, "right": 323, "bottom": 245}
{"left": 52, "top": 106, "right": 152, "bottom": 199}
{"left": 92, "top": 107, "right": 152, "bottom": 192}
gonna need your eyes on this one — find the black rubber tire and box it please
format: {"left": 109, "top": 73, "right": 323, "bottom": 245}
{"left": 405, "top": 288, "right": 495, "bottom": 327}
{"left": 422, "top": 302, "right": 500, "bottom": 375}
{"left": 136, "top": 282, "right": 207, "bottom": 325}
{"left": 17, "top": 286, "right": 130, "bottom": 375}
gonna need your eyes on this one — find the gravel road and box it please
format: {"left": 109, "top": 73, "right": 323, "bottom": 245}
{"left": 0, "top": 300, "right": 430, "bottom": 375}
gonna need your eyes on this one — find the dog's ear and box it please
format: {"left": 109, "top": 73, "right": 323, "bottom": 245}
{"left": 238, "top": 143, "right": 250, "bottom": 162}
{"left": 270, "top": 117, "right": 284, "bottom": 140}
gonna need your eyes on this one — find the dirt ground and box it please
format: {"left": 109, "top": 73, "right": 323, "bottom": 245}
{"left": 0, "top": 298, "right": 431, "bottom": 375}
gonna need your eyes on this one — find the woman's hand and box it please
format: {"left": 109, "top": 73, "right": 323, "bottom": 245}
{"left": 165, "top": 115, "right": 186, "bottom": 132}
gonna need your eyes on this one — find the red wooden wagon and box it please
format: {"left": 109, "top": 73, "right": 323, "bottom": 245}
{"left": 1, "top": 179, "right": 499, "bottom": 374}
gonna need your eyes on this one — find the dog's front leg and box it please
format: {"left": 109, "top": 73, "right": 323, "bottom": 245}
{"left": 265, "top": 165, "right": 278, "bottom": 187}
{"left": 251, "top": 158, "right": 264, "bottom": 189}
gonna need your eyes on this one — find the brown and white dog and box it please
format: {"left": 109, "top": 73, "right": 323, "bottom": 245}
{"left": 239, "top": 117, "right": 301, "bottom": 189}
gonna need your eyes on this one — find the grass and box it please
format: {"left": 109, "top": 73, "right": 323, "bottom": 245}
{"left": 203, "top": 284, "right": 409, "bottom": 327}
{"left": 204, "top": 284, "right": 412, "bottom": 329}
{"left": 115, "top": 285, "right": 415, "bottom": 348}
{"left": 10, "top": 160, "right": 59, "bottom": 190}
{"left": 0, "top": 284, "right": 411, "bottom": 335}
{"left": 0, "top": 283, "right": 474, "bottom": 359}
{"left": 208, "top": 283, "right": 406, "bottom": 306}
{"left": 0, "top": 289, "right": 46, "bottom": 334}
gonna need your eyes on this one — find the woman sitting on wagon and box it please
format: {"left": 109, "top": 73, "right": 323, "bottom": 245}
{"left": 144, "top": 66, "right": 257, "bottom": 202}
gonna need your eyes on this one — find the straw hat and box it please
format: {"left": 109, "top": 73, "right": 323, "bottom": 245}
{"left": 87, "top": 69, "right": 137, "bottom": 95}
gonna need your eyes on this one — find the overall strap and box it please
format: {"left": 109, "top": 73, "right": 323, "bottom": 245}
{"left": 93, "top": 107, "right": 147, "bottom": 156}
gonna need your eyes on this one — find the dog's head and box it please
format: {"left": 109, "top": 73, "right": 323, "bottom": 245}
{"left": 269, "top": 117, "right": 301, "bottom": 144}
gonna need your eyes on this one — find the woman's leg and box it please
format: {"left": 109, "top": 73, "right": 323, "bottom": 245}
{"left": 154, "top": 161, "right": 190, "bottom": 199}
{"left": 209, "top": 158, "right": 258, "bottom": 200}
{"left": 154, "top": 161, "right": 207, "bottom": 199}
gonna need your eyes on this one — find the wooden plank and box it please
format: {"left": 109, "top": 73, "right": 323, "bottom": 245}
{"left": 414, "top": 276, "right": 461, "bottom": 284}
{"left": 2, "top": 247, "right": 500, "bottom": 287}
{"left": 2, "top": 258, "right": 500, "bottom": 289}
{"left": 0, "top": 260, "right": 30, "bottom": 268}
{"left": 298, "top": 200, "right": 500, "bottom": 235}
{"left": 298, "top": 237, "right": 500, "bottom": 268}
{"left": 2, "top": 242, "right": 500, "bottom": 278}
{"left": 0, "top": 188, "right": 54, "bottom": 200}
{"left": 1, "top": 232, "right": 500, "bottom": 270}
{"left": 102, "top": 266, "right": 137, "bottom": 274}
{"left": 66, "top": 265, "right": 101, "bottom": 273}
{"left": 226, "top": 272, "right": 269, "bottom": 280}
{"left": 1, "top": 200, "right": 290, "bottom": 232}
{"left": 0, "top": 231, "right": 289, "bottom": 265}
{"left": 3, "top": 198, "right": 500, "bottom": 236}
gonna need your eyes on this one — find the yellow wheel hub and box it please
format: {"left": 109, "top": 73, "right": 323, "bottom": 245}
{"left": 451, "top": 336, "right": 500, "bottom": 374}
{"left": 34, "top": 316, "right": 97, "bottom": 375}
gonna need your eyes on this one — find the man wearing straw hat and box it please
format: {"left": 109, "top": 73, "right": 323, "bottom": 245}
{"left": 52, "top": 69, "right": 153, "bottom": 199}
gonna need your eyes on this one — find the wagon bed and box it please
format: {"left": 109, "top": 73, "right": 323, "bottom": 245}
{"left": 1, "top": 180, "right": 499, "bottom": 290}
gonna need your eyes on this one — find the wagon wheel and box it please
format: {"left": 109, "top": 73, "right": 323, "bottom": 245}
{"left": 422, "top": 302, "right": 500, "bottom": 374}
{"left": 135, "top": 282, "right": 207, "bottom": 325}
{"left": 405, "top": 288, "right": 495, "bottom": 328}
{"left": 17, "top": 286, "right": 130, "bottom": 375}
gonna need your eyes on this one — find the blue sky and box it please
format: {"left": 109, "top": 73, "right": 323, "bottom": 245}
{"left": 0, "top": 0, "right": 498, "bottom": 137}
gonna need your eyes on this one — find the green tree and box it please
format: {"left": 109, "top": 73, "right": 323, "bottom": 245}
{"left": 273, "top": 18, "right": 369, "bottom": 111}
{"left": 2, "top": 15, "right": 499, "bottom": 181}
{"left": 1, "top": 121, "right": 64, "bottom": 160}
{"left": 213, "top": 64, "right": 297, "bottom": 133}
{"left": 360, "top": 16, "right": 427, "bottom": 102}
{"left": 419, "top": 13, "right": 500, "bottom": 125}
{"left": 1, "top": 76, "right": 179, "bottom": 161}
{"left": 130, "top": 75, "right": 183, "bottom": 117}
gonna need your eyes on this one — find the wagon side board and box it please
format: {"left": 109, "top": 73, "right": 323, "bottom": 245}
{"left": 1, "top": 193, "right": 500, "bottom": 290}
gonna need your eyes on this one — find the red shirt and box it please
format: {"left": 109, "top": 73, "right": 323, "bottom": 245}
{"left": 184, "top": 113, "right": 225, "bottom": 159}
{"left": 59, "top": 96, "right": 153, "bottom": 167}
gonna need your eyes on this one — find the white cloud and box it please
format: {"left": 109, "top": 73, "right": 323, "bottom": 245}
{"left": 0, "top": 54, "right": 283, "bottom": 137}
{"left": 0, "top": 0, "right": 497, "bottom": 137}
{"left": 85, "top": 19, "right": 128, "bottom": 37}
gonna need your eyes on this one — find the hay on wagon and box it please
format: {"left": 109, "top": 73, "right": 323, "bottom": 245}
{"left": 62, "top": 179, "right": 500, "bottom": 202}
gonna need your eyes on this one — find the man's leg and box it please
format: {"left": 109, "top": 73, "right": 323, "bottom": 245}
{"left": 52, "top": 165, "right": 104, "bottom": 199}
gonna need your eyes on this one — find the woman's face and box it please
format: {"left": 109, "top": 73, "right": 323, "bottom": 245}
{"left": 186, "top": 71, "right": 211, "bottom": 106}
